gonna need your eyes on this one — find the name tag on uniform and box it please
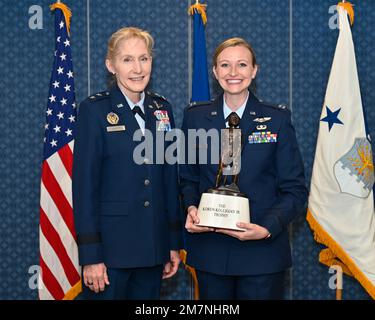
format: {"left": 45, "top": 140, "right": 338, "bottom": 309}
{"left": 248, "top": 132, "right": 277, "bottom": 144}
{"left": 107, "top": 125, "right": 126, "bottom": 132}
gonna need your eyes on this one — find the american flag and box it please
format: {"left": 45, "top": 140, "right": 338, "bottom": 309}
{"left": 39, "top": 3, "right": 81, "bottom": 300}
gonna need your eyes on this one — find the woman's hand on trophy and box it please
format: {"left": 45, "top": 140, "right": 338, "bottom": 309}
{"left": 215, "top": 222, "right": 270, "bottom": 241}
{"left": 185, "top": 206, "right": 215, "bottom": 233}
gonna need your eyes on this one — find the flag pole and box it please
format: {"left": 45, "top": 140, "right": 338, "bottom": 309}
{"left": 336, "top": 267, "right": 343, "bottom": 300}
{"left": 40, "top": 0, "right": 81, "bottom": 300}
{"left": 181, "top": 0, "right": 210, "bottom": 300}
{"left": 330, "top": 265, "right": 343, "bottom": 300}
{"left": 306, "top": 0, "right": 375, "bottom": 300}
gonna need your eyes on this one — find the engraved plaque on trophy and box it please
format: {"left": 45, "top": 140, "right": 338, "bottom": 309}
{"left": 197, "top": 112, "right": 250, "bottom": 231}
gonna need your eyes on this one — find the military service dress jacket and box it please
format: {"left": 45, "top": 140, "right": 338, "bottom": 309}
{"left": 73, "top": 84, "right": 182, "bottom": 268}
{"left": 179, "top": 92, "right": 308, "bottom": 276}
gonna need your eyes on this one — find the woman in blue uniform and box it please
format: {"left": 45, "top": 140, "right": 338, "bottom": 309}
{"left": 73, "top": 27, "right": 182, "bottom": 299}
{"left": 180, "top": 37, "right": 307, "bottom": 299}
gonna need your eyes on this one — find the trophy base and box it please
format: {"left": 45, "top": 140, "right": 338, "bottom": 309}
{"left": 197, "top": 191, "right": 250, "bottom": 231}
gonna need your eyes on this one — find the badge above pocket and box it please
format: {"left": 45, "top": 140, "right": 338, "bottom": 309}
{"left": 106, "top": 112, "right": 126, "bottom": 132}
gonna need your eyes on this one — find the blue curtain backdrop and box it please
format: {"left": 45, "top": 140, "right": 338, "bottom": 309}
{"left": 0, "top": 0, "right": 373, "bottom": 299}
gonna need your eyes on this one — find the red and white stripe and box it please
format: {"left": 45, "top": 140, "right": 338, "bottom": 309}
{"left": 39, "top": 141, "right": 81, "bottom": 300}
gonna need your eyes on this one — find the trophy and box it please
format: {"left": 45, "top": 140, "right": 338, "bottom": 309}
{"left": 196, "top": 112, "right": 250, "bottom": 231}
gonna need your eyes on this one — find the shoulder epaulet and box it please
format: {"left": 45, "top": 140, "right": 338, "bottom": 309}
{"left": 187, "top": 100, "right": 214, "bottom": 110}
{"left": 147, "top": 90, "right": 168, "bottom": 102}
{"left": 87, "top": 91, "right": 110, "bottom": 101}
{"left": 262, "top": 101, "right": 289, "bottom": 112}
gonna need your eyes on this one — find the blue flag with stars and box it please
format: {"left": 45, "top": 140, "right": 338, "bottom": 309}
{"left": 43, "top": 8, "right": 76, "bottom": 159}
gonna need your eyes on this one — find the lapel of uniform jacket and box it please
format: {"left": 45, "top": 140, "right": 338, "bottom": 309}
{"left": 144, "top": 92, "right": 171, "bottom": 165}
{"left": 204, "top": 95, "right": 226, "bottom": 131}
{"left": 144, "top": 92, "right": 158, "bottom": 137}
{"left": 108, "top": 84, "right": 141, "bottom": 137}
{"left": 240, "top": 92, "right": 264, "bottom": 152}
{"left": 203, "top": 95, "right": 226, "bottom": 170}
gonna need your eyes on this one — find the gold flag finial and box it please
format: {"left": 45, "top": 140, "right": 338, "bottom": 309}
{"left": 337, "top": 1, "right": 354, "bottom": 26}
{"left": 188, "top": 1, "right": 208, "bottom": 25}
{"left": 50, "top": 1, "right": 72, "bottom": 35}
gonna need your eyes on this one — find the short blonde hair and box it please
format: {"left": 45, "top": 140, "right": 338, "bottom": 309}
{"left": 213, "top": 37, "right": 257, "bottom": 67}
{"left": 106, "top": 26, "right": 154, "bottom": 61}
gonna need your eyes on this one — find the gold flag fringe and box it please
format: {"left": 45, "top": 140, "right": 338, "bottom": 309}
{"left": 50, "top": 2, "right": 72, "bottom": 35}
{"left": 180, "top": 250, "right": 200, "bottom": 300}
{"left": 188, "top": 1, "right": 208, "bottom": 25}
{"left": 338, "top": 1, "right": 355, "bottom": 26}
{"left": 307, "top": 209, "right": 375, "bottom": 299}
{"left": 63, "top": 280, "right": 82, "bottom": 300}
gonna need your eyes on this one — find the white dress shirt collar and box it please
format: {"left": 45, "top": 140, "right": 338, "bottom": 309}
{"left": 123, "top": 91, "right": 145, "bottom": 112}
{"left": 223, "top": 91, "right": 249, "bottom": 124}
